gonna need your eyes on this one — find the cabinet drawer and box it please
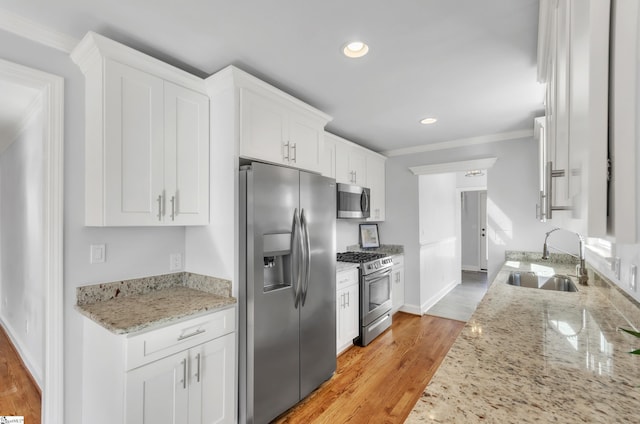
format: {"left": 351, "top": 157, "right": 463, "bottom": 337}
{"left": 126, "top": 306, "right": 235, "bottom": 371}
{"left": 337, "top": 268, "right": 359, "bottom": 290}
{"left": 392, "top": 255, "right": 404, "bottom": 268}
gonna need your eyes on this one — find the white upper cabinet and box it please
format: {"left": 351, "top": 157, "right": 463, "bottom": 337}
{"left": 537, "top": 0, "right": 609, "bottom": 237}
{"left": 324, "top": 131, "right": 387, "bottom": 221}
{"left": 366, "top": 154, "right": 386, "bottom": 222}
{"left": 71, "top": 32, "right": 210, "bottom": 226}
{"left": 207, "top": 66, "right": 331, "bottom": 174}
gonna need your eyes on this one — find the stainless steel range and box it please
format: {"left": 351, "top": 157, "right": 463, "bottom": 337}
{"left": 337, "top": 251, "right": 393, "bottom": 346}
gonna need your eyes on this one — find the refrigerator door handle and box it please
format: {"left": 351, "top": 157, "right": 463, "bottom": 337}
{"left": 291, "top": 208, "right": 302, "bottom": 308}
{"left": 300, "top": 209, "right": 311, "bottom": 306}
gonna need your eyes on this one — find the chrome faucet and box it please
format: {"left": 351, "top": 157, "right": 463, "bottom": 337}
{"left": 542, "top": 228, "right": 589, "bottom": 285}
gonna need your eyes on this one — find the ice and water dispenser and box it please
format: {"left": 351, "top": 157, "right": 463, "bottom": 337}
{"left": 262, "top": 232, "right": 294, "bottom": 292}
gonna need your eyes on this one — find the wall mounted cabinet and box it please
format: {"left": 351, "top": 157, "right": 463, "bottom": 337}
{"left": 324, "top": 131, "right": 387, "bottom": 221}
{"left": 71, "top": 32, "right": 210, "bottom": 226}
{"left": 206, "top": 66, "right": 331, "bottom": 175}
{"left": 537, "top": 0, "right": 609, "bottom": 238}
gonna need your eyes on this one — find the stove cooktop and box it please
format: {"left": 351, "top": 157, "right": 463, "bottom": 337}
{"left": 336, "top": 251, "right": 388, "bottom": 263}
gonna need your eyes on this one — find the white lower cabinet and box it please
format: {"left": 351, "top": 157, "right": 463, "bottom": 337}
{"left": 391, "top": 255, "right": 405, "bottom": 313}
{"left": 336, "top": 268, "right": 359, "bottom": 355}
{"left": 82, "top": 307, "right": 236, "bottom": 424}
{"left": 126, "top": 333, "right": 235, "bottom": 424}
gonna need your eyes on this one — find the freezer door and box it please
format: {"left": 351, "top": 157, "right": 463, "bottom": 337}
{"left": 299, "top": 171, "right": 337, "bottom": 398}
{"left": 246, "top": 162, "right": 301, "bottom": 424}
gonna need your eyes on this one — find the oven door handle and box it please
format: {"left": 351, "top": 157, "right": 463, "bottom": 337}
{"left": 300, "top": 209, "right": 311, "bottom": 306}
{"left": 364, "top": 267, "right": 392, "bottom": 282}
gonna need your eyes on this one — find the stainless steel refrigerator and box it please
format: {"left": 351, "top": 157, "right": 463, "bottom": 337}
{"left": 239, "top": 162, "right": 336, "bottom": 424}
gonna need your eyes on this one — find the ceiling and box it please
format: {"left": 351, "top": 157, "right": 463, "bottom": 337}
{"left": 0, "top": 0, "right": 544, "bottom": 154}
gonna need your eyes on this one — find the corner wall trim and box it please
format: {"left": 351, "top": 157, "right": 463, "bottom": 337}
{"left": 0, "top": 8, "right": 79, "bottom": 53}
{"left": 409, "top": 157, "right": 498, "bottom": 176}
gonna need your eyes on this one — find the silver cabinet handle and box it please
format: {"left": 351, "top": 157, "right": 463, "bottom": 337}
{"left": 157, "top": 195, "right": 163, "bottom": 221}
{"left": 181, "top": 358, "right": 187, "bottom": 389}
{"left": 177, "top": 328, "right": 206, "bottom": 341}
{"left": 283, "top": 141, "right": 290, "bottom": 161}
{"left": 545, "top": 161, "right": 571, "bottom": 219}
{"left": 353, "top": 171, "right": 357, "bottom": 183}
{"left": 291, "top": 142, "right": 297, "bottom": 163}
{"left": 195, "top": 353, "right": 201, "bottom": 383}
{"left": 346, "top": 291, "right": 350, "bottom": 307}
{"left": 170, "top": 195, "right": 176, "bottom": 221}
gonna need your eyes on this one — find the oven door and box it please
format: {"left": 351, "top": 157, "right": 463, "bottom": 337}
{"left": 361, "top": 267, "right": 392, "bottom": 327}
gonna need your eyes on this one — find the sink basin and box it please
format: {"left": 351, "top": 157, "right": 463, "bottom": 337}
{"left": 507, "top": 271, "right": 578, "bottom": 292}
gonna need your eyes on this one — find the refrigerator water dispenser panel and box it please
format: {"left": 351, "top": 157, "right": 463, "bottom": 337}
{"left": 263, "top": 232, "right": 293, "bottom": 293}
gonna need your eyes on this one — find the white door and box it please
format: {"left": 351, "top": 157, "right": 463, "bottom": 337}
{"left": 104, "top": 59, "right": 165, "bottom": 225}
{"left": 126, "top": 352, "right": 189, "bottom": 424}
{"left": 189, "top": 333, "right": 235, "bottom": 424}
{"left": 164, "top": 81, "right": 210, "bottom": 225}
{"left": 479, "top": 191, "right": 488, "bottom": 271}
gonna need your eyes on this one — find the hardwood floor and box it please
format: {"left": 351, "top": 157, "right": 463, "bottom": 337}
{"left": 0, "top": 325, "right": 41, "bottom": 423}
{"left": 274, "top": 312, "right": 464, "bottom": 423}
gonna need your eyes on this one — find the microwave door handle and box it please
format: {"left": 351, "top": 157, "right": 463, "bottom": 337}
{"left": 361, "top": 190, "right": 370, "bottom": 214}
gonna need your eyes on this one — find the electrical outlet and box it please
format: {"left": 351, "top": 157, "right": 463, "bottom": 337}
{"left": 170, "top": 253, "right": 183, "bottom": 271}
{"left": 614, "top": 257, "right": 621, "bottom": 280}
{"left": 630, "top": 265, "right": 637, "bottom": 292}
{"left": 90, "top": 244, "right": 106, "bottom": 264}
{"left": 25, "top": 319, "right": 29, "bottom": 334}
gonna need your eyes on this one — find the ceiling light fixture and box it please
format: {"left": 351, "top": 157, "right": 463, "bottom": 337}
{"left": 420, "top": 117, "right": 438, "bottom": 125}
{"left": 343, "top": 41, "right": 369, "bottom": 58}
{"left": 465, "top": 170, "right": 485, "bottom": 177}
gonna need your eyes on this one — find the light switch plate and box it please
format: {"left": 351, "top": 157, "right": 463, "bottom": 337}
{"left": 630, "top": 265, "right": 637, "bottom": 292}
{"left": 170, "top": 253, "right": 183, "bottom": 271}
{"left": 614, "top": 257, "right": 621, "bottom": 280}
{"left": 90, "top": 244, "right": 106, "bottom": 264}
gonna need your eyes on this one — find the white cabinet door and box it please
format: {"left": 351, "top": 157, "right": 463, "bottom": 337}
{"left": 189, "top": 333, "right": 235, "bottom": 424}
{"left": 164, "top": 82, "right": 210, "bottom": 225}
{"left": 240, "top": 88, "right": 324, "bottom": 173}
{"left": 392, "top": 267, "right": 405, "bottom": 313}
{"left": 321, "top": 134, "right": 336, "bottom": 178}
{"left": 366, "top": 154, "right": 386, "bottom": 221}
{"left": 103, "top": 59, "right": 165, "bottom": 226}
{"left": 126, "top": 352, "right": 189, "bottom": 424}
{"left": 336, "top": 283, "right": 359, "bottom": 354}
{"left": 335, "top": 141, "right": 367, "bottom": 185}
{"left": 240, "top": 88, "right": 288, "bottom": 166}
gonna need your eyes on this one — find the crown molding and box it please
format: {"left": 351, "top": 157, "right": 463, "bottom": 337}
{"left": 382, "top": 129, "right": 533, "bottom": 157}
{"left": 0, "top": 8, "right": 79, "bottom": 53}
{"left": 409, "top": 157, "right": 498, "bottom": 176}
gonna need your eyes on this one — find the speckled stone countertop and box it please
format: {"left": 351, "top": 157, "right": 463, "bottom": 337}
{"left": 76, "top": 272, "right": 236, "bottom": 334}
{"left": 336, "top": 262, "right": 359, "bottom": 273}
{"left": 346, "top": 244, "right": 404, "bottom": 255}
{"left": 406, "top": 258, "right": 640, "bottom": 423}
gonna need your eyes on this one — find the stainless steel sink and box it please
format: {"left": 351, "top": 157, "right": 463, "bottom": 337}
{"left": 507, "top": 271, "right": 578, "bottom": 292}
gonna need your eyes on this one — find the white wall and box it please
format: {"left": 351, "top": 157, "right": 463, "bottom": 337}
{"left": 0, "top": 106, "right": 45, "bottom": 385}
{"left": 381, "top": 136, "right": 568, "bottom": 313}
{"left": 417, "top": 173, "right": 458, "bottom": 312}
{"left": 336, "top": 219, "right": 362, "bottom": 251}
{"left": 0, "top": 29, "right": 188, "bottom": 424}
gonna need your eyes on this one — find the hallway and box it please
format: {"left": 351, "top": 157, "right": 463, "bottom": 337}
{"left": 425, "top": 271, "right": 489, "bottom": 322}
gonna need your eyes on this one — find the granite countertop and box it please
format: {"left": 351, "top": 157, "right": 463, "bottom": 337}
{"left": 76, "top": 272, "right": 236, "bottom": 335}
{"left": 407, "top": 258, "right": 640, "bottom": 423}
{"left": 336, "top": 261, "right": 359, "bottom": 273}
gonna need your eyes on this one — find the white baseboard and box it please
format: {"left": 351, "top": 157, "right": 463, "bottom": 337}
{"left": 0, "top": 314, "right": 42, "bottom": 388}
{"left": 420, "top": 279, "right": 460, "bottom": 314}
{"left": 398, "top": 304, "right": 421, "bottom": 316}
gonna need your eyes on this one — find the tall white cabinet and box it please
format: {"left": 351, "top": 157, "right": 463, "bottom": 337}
{"left": 336, "top": 267, "right": 359, "bottom": 355}
{"left": 71, "top": 32, "right": 210, "bottom": 226}
{"left": 537, "top": 0, "right": 609, "bottom": 237}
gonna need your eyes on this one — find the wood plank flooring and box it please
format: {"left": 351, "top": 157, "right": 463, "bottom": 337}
{"left": 0, "top": 325, "right": 41, "bottom": 423}
{"left": 274, "top": 312, "right": 465, "bottom": 423}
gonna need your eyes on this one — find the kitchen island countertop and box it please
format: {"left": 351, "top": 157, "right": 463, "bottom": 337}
{"left": 407, "top": 258, "right": 640, "bottom": 423}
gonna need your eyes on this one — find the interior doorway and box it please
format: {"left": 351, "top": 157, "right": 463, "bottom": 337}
{"left": 0, "top": 58, "right": 64, "bottom": 423}
{"left": 460, "top": 190, "right": 488, "bottom": 272}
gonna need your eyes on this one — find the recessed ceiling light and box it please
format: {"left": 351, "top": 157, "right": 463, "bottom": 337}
{"left": 420, "top": 117, "right": 438, "bottom": 125}
{"left": 343, "top": 41, "right": 369, "bottom": 58}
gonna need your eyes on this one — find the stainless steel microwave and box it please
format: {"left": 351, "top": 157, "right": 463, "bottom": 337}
{"left": 337, "top": 183, "right": 370, "bottom": 219}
